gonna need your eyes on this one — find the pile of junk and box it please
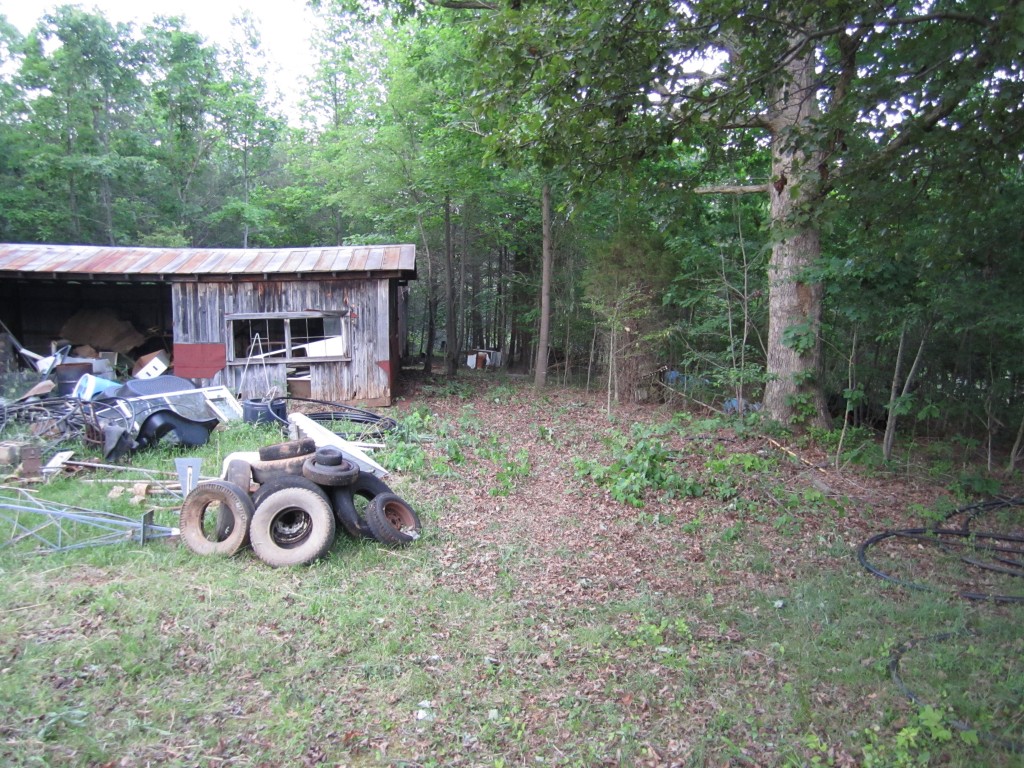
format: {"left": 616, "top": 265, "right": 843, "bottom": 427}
{"left": 0, "top": 322, "right": 421, "bottom": 567}
{"left": 183, "top": 432, "right": 421, "bottom": 568}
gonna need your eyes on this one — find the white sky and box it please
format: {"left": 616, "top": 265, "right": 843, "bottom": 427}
{"left": 1, "top": 1, "right": 321, "bottom": 119}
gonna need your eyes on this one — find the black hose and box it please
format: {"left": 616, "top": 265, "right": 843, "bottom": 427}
{"left": 856, "top": 527, "right": 1024, "bottom": 603}
{"left": 857, "top": 498, "right": 1024, "bottom": 602}
{"left": 267, "top": 396, "right": 398, "bottom": 436}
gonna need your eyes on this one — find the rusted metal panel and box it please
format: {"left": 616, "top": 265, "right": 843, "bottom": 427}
{"left": 111, "top": 248, "right": 164, "bottom": 274}
{"left": 349, "top": 248, "right": 369, "bottom": 271}
{"left": 79, "top": 247, "right": 134, "bottom": 274}
{"left": 262, "top": 250, "right": 292, "bottom": 274}
{"left": 147, "top": 248, "right": 187, "bottom": 274}
{"left": 0, "top": 244, "right": 415, "bottom": 280}
{"left": 48, "top": 247, "right": 97, "bottom": 273}
{"left": 173, "top": 343, "right": 227, "bottom": 379}
{"left": 313, "top": 248, "right": 336, "bottom": 271}
{"left": 363, "top": 247, "right": 382, "bottom": 272}
{"left": 291, "top": 249, "right": 321, "bottom": 273}
{"left": 2, "top": 245, "right": 45, "bottom": 271}
{"left": 183, "top": 250, "right": 227, "bottom": 274}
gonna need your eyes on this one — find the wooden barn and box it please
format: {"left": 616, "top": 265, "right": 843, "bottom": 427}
{"left": 0, "top": 244, "right": 416, "bottom": 406}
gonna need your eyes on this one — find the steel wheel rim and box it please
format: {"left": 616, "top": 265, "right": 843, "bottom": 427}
{"left": 269, "top": 507, "right": 313, "bottom": 547}
{"left": 383, "top": 499, "right": 416, "bottom": 532}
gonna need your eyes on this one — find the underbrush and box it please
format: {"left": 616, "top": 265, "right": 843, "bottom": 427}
{"left": 1, "top": 383, "right": 1021, "bottom": 767}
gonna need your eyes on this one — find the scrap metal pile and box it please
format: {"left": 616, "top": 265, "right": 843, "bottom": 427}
{"left": 181, "top": 430, "right": 421, "bottom": 568}
{"left": 1, "top": 374, "right": 239, "bottom": 466}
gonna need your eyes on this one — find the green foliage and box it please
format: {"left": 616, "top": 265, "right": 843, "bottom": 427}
{"left": 860, "top": 705, "right": 957, "bottom": 768}
{"left": 490, "top": 448, "right": 530, "bottom": 497}
{"left": 381, "top": 440, "right": 429, "bottom": 473}
{"left": 2, "top": 0, "right": 1024, "bottom": 457}
{"left": 575, "top": 422, "right": 702, "bottom": 507}
{"left": 782, "top": 321, "right": 817, "bottom": 355}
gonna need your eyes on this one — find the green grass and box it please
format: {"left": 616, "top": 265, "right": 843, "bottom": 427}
{"left": 1, "top": 393, "right": 1021, "bottom": 766}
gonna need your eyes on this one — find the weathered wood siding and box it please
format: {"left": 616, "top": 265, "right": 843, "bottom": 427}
{"left": 171, "top": 278, "right": 394, "bottom": 405}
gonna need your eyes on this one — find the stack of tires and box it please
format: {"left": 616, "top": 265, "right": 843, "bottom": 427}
{"left": 178, "top": 439, "right": 421, "bottom": 567}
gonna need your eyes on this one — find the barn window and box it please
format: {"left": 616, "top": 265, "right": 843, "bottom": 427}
{"left": 226, "top": 311, "right": 352, "bottom": 363}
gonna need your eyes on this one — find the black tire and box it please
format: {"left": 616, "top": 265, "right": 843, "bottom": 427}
{"left": 179, "top": 480, "right": 253, "bottom": 556}
{"left": 225, "top": 458, "right": 253, "bottom": 490}
{"left": 252, "top": 473, "right": 331, "bottom": 510}
{"left": 250, "top": 487, "right": 336, "bottom": 567}
{"left": 250, "top": 454, "right": 307, "bottom": 484}
{"left": 221, "top": 459, "right": 254, "bottom": 539}
{"left": 365, "top": 492, "right": 422, "bottom": 547}
{"left": 302, "top": 456, "right": 360, "bottom": 487}
{"left": 314, "top": 445, "right": 345, "bottom": 466}
{"left": 330, "top": 474, "right": 392, "bottom": 540}
{"left": 258, "top": 438, "right": 316, "bottom": 462}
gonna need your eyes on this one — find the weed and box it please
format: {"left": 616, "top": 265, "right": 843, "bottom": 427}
{"left": 948, "top": 471, "right": 1002, "bottom": 499}
{"left": 421, "top": 379, "right": 474, "bottom": 399}
{"left": 860, "top": 705, "right": 958, "bottom": 767}
{"left": 575, "top": 422, "right": 703, "bottom": 507}
{"left": 491, "top": 449, "right": 530, "bottom": 497}
{"left": 719, "top": 520, "right": 745, "bottom": 542}
{"left": 381, "top": 440, "right": 428, "bottom": 472}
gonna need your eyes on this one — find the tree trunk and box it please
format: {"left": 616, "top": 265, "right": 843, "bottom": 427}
{"left": 762, "top": 43, "right": 831, "bottom": 429}
{"left": 882, "top": 324, "right": 928, "bottom": 462}
{"left": 416, "top": 212, "right": 437, "bottom": 374}
{"left": 534, "top": 183, "right": 553, "bottom": 387}
{"left": 444, "top": 193, "right": 458, "bottom": 377}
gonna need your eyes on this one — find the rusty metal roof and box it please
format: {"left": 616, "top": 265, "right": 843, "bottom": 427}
{"left": 0, "top": 244, "right": 417, "bottom": 281}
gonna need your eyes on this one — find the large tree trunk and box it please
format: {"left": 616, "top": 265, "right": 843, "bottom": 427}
{"left": 444, "top": 193, "right": 459, "bottom": 377}
{"left": 416, "top": 212, "right": 437, "bottom": 374}
{"left": 534, "top": 183, "right": 553, "bottom": 387}
{"left": 762, "top": 44, "right": 831, "bottom": 429}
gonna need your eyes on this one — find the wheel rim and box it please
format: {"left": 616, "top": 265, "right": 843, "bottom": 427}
{"left": 382, "top": 499, "right": 417, "bottom": 532}
{"left": 269, "top": 507, "right": 312, "bottom": 547}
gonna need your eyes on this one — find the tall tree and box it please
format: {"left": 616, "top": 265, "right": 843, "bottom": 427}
{"left": 533, "top": 182, "right": 552, "bottom": 386}
{"left": 358, "top": 0, "right": 1024, "bottom": 428}
{"left": 208, "top": 13, "right": 284, "bottom": 248}
{"left": 18, "top": 6, "right": 147, "bottom": 244}
{"left": 141, "top": 17, "right": 224, "bottom": 246}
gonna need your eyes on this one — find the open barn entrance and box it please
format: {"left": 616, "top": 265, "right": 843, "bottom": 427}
{"left": 0, "top": 280, "right": 173, "bottom": 373}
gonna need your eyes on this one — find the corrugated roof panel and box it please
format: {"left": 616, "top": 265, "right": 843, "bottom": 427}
{"left": 181, "top": 249, "right": 224, "bottom": 273}
{"left": 312, "top": 248, "right": 335, "bottom": 272}
{"left": 178, "top": 249, "right": 219, "bottom": 273}
{"left": 381, "top": 246, "right": 399, "bottom": 271}
{"left": 91, "top": 247, "right": 150, "bottom": 274}
{"left": 207, "top": 248, "right": 247, "bottom": 273}
{"left": 158, "top": 250, "right": 199, "bottom": 274}
{"left": 364, "top": 247, "right": 384, "bottom": 271}
{"left": 260, "top": 250, "right": 291, "bottom": 273}
{"left": 331, "top": 249, "right": 355, "bottom": 271}
{"left": 241, "top": 250, "right": 273, "bottom": 273}
{"left": 290, "top": 249, "right": 321, "bottom": 273}
{"left": 119, "top": 248, "right": 167, "bottom": 274}
{"left": 49, "top": 247, "right": 101, "bottom": 273}
{"left": 146, "top": 248, "right": 188, "bottom": 274}
{"left": 0, "top": 244, "right": 415, "bottom": 279}
{"left": 6, "top": 245, "right": 51, "bottom": 271}
{"left": 349, "top": 248, "right": 369, "bottom": 271}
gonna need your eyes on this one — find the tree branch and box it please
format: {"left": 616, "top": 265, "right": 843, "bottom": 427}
{"left": 425, "top": 0, "right": 502, "bottom": 9}
{"left": 694, "top": 184, "right": 769, "bottom": 195}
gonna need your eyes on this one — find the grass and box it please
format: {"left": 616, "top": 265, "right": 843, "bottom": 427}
{"left": 0, "top": 381, "right": 1021, "bottom": 766}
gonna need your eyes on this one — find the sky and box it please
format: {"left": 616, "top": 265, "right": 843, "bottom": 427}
{"left": 2, "top": 1, "right": 322, "bottom": 118}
